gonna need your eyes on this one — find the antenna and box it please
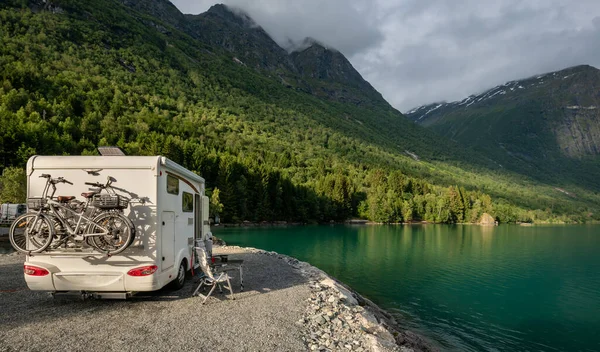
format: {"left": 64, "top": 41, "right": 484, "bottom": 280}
{"left": 97, "top": 146, "right": 126, "bottom": 156}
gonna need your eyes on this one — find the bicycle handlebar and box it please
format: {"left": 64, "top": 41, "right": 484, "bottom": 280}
{"left": 85, "top": 182, "right": 104, "bottom": 187}
{"left": 39, "top": 174, "right": 73, "bottom": 185}
{"left": 54, "top": 177, "right": 73, "bottom": 185}
{"left": 56, "top": 177, "right": 73, "bottom": 185}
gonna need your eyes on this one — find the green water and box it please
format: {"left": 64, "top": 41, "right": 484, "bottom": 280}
{"left": 215, "top": 224, "right": 600, "bottom": 352}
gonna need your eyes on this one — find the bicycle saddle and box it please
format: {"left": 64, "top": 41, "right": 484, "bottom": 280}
{"left": 81, "top": 192, "right": 98, "bottom": 199}
{"left": 57, "top": 196, "right": 76, "bottom": 202}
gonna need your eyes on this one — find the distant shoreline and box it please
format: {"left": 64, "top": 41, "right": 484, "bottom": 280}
{"left": 214, "top": 220, "right": 496, "bottom": 227}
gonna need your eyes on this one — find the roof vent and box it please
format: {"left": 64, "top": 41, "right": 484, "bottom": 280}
{"left": 97, "top": 146, "right": 126, "bottom": 156}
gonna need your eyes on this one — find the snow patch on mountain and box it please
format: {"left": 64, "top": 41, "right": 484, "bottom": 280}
{"left": 406, "top": 65, "right": 596, "bottom": 122}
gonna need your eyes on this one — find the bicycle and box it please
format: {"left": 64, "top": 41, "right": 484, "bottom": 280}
{"left": 9, "top": 174, "right": 135, "bottom": 255}
{"left": 81, "top": 176, "right": 136, "bottom": 251}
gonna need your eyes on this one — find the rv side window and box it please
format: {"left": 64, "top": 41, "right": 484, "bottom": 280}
{"left": 182, "top": 192, "right": 193, "bottom": 212}
{"left": 167, "top": 174, "right": 179, "bottom": 195}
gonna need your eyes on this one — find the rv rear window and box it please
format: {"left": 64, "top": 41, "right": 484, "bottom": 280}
{"left": 167, "top": 174, "right": 179, "bottom": 195}
{"left": 182, "top": 192, "right": 193, "bottom": 212}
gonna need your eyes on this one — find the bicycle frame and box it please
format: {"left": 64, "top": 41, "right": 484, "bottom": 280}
{"left": 35, "top": 176, "right": 111, "bottom": 241}
{"left": 45, "top": 199, "right": 111, "bottom": 240}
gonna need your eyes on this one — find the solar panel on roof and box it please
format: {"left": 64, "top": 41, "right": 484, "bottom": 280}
{"left": 97, "top": 146, "right": 126, "bottom": 156}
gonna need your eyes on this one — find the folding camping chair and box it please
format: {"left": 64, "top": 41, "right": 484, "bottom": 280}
{"left": 193, "top": 242, "right": 235, "bottom": 304}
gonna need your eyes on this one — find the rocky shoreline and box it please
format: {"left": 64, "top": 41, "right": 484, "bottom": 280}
{"left": 228, "top": 246, "right": 438, "bottom": 352}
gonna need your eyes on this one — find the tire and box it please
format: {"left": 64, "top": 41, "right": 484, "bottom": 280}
{"left": 9, "top": 214, "right": 54, "bottom": 253}
{"left": 121, "top": 214, "right": 136, "bottom": 245}
{"left": 87, "top": 212, "right": 134, "bottom": 255}
{"left": 171, "top": 260, "right": 187, "bottom": 290}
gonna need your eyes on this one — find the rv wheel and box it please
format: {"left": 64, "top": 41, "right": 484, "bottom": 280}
{"left": 171, "top": 260, "right": 187, "bottom": 290}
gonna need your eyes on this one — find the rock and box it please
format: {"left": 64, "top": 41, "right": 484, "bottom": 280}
{"left": 478, "top": 212, "right": 496, "bottom": 226}
{"left": 359, "top": 311, "right": 379, "bottom": 327}
{"left": 311, "top": 314, "right": 327, "bottom": 325}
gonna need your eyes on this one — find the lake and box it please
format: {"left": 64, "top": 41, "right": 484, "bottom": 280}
{"left": 215, "top": 224, "right": 600, "bottom": 352}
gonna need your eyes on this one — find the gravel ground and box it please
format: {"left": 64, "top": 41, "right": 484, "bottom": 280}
{"left": 0, "top": 247, "right": 310, "bottom": 352}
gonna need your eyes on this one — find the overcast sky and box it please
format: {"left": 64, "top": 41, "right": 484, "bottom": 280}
{"left": 170, "top": 0, "right": 600, "bottom": 112}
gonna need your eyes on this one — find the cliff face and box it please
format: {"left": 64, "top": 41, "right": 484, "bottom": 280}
{"left": 290, "top": 40, "right": 386, "bottom": 105}
{"left": 118, "top": 0, "right": 188, "bottom": 30}
{"left": 185, "top": 4, "right": 298, "bottom": 73}
{"left": 552, "top": 66, "right": 600, "bottom": 157}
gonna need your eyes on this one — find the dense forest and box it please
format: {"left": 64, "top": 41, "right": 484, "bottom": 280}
{"left": 0, "top": 0, "right": 598, "bottom": 224}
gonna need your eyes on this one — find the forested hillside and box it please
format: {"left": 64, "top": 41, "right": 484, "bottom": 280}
{"left": 0, "top": 0, "right": 598, "bottom": 224}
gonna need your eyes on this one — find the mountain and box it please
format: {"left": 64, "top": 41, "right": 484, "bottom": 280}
{"left": 406, "top": 65, "right": 600, "bottom": 189}
{"left": 1, "top": 0, "right": 599, "bottom": 223}
{"left": 185, "top": 4, "right": 298, "bottom": 73}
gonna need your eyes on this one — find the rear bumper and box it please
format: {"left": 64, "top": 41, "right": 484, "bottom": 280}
{"left": 24, "top": 262, "right": 162, "bottom": 292}
{"left": 53, "top": 272, "right": 126, "bottom": 291}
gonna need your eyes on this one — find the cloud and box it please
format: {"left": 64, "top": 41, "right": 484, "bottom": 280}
{"left": 354, "top": 0, "right": 600, "bottom": 110}
{"left": 170, "top": 0, "right": 600, "bottom": 111}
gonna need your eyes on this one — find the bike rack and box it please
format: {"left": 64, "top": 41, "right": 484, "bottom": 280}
{"left": 27, "top": 250, "right": 113, "bottom": 258}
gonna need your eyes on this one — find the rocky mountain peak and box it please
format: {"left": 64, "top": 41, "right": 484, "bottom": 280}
{"left": 286, "top": 37, "right": 332, "bottom": 53}
{"left": 407, "top": 64, "right": 600, "bottom": 123}
{"left": 290, "top": 39, "right": 368, "bottom": 89}
{"left": 204, "top": 3, "right": 257, "bottom": 28}
{"left": 118, "top": 0, "right": 186, "bottom": 29}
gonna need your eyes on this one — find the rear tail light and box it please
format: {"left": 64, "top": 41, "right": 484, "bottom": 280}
{"left": 24, "top": 265, "right": 49, "bottom": 276}
{"left": 127, "top": 265, "right": 158, "bottom": 277}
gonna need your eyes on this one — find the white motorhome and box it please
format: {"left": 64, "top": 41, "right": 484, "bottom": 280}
{"left": 23, "top": 155, "right": 210, "bottom": 298}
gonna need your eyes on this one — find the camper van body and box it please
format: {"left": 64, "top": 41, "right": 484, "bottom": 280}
{"left": 23, "top": 155, "right": 210, "bottom": 298}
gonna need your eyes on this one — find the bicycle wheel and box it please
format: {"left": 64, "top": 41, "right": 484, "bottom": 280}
{"left": 45, "top": 214, "right": 69, "bottom": 250}
{"left": 122, "top": 215, "right": 136, "bottom": 246}
{"left": 9, "top": 214, "right": 54, "bottom": 253}
{"left": 87, "top": 212, "right": 134, "bottom": 255}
